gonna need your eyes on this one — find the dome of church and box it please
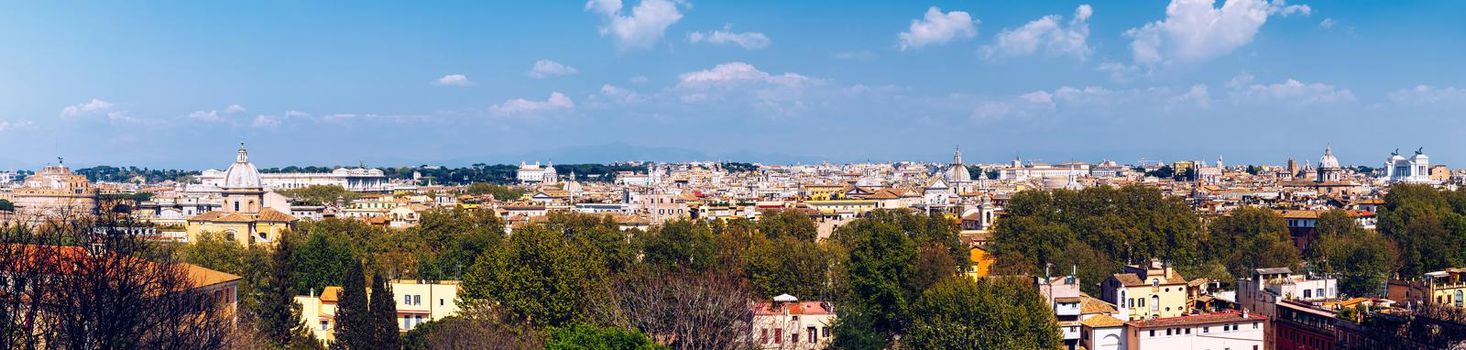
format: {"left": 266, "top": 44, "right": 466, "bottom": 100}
{"left": 1319, "top": 147, "right": 1340, "bottom": 169}
{"left": 944, "top": 164, "right": 972, "bottom": 183}
{"left": 222, "top": 143, "right": 262, "bottom": 189}
{"left": 943, "top": 148, "right": 972, "bottom": 183}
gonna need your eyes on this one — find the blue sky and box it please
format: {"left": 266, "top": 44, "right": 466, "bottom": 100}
{"left": 2, "top": 0, "right": 1464, "bottom": 169}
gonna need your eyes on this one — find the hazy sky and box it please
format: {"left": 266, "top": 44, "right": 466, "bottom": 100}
{"left": 2, "top": 0, "right": 1464, "bottom": 169}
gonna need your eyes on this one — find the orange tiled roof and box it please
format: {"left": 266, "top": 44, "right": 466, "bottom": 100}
{"left": 1127, "top": 310, "right": 1266, "bottom": 328}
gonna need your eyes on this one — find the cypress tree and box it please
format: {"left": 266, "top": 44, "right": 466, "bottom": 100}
{"left": 331, "top": 262, "right": 370, "bottom": 349}
{"left": 259, "top": 231, "right": 308, "bottom": 346}
{"left": 370, "top": 273, "right": 402, "bottom": 349}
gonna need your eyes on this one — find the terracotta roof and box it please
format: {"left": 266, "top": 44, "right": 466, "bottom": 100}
{"left": 1127, "top": 311, "right": 1266, "bottom": 328}
{"left": 1081, "top": 314, "right": 1126, "bottom": 328}
{"left": 257, "top": 208, "right": 298, "bottom": 222}
{"left": 1112, "top": 272, "right": 1187, "bottom": 287}
{"left": 752, "top": 300, "right": 834, "bottom": 316}
{"left": 1278, "top": 210, "right": 1320, "bottom": 219}
{"left": 187, "top": 208, "right": 297, "bottom": 223}
{"left": 1079, "top": 293, "right": 1117, "bottom": 314}
{"left": 186, "top": 264, "right": 242, "bottom": 288}
{"left": 320, "top": 286, "right": 342, "bottom": 303}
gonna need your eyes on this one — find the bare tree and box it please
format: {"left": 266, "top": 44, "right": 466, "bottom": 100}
{"left": 593, "top": 269, "right": 757, "bottom": 350}
{"left": 0, "top": 207, "right": 236, "bottom": 349}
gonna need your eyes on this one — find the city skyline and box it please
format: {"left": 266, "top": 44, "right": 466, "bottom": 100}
{"left": 2, "top": 1, "right": 1465, "bottom": 168}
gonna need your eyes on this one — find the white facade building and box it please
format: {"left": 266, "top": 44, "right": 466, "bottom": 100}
{"left": 516, "top": 161, "right": 558, "bottom": 183}
{"left": 198, "top": 167, "right": 389, "bottom": 192}
{"left": 1384, "top": 148, "right": 1432, "bottom": 184}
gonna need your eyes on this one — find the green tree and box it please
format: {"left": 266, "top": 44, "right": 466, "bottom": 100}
{"left": 1312, "top": 229, "right": 1399, "bottom": 296}
{"left": 0, "top": 199, "right": 12, "bottom": 211}
{"left": 989, "top": 185, "right": 1202, "bottom": 294}
{"left": 413, "top": 208, "right": 505, "bottom": 280}
{"left": 332, "top": 262, "right": 372, "bottom": 349}
{"left": 542, "top": 212, "right": 638, "bottom": 274}
{"left": 830, "top": 210, "right": 918, "bottom": 348}
{"left": 641, "top": 218, "right": 718, "bottom": 272}
{"left": 1377, "top": 184, "right": 1466, "bottom": 276}
{"left": 744, "top": 235, "right": 836, "bottom": 299}
{"left": 370, "top": 273, "right": 402, "bottom": 349}
{"left": 1207, "top": 207, "right": 1301, "bottom": 279}
{"left": 462, "top": 225, "right": 605, "bottom": 328}
{"left": 258, "top": 231, "right": 312, "bottom": 347}
{"left": 905, "top": 277, "right": 1063, "bottom": 349}
{"left": 464, "top": 182, "right": 527, "bottom": 201}
{"left": 757, "top": 209, "right": 819, "bottom": 241}
{"left": 544, "top": 324, "right": 664, "bottom": 350}
{"left": 293, "top": 227, "right": 359, "bottom": 295}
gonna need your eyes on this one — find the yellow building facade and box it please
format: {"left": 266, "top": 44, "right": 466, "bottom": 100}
{"left": 1102, "top": 260, "right": 1190, "bottom": 320}
{"left": 185, "top": 144, "right": 296, "bottom": 246}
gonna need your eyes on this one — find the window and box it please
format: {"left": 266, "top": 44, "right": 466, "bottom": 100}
{"left": 321, "top": 321, "right": 329, "bottom": 330}
{"left": 808, "top": 326, "right": 817, "bottom": 343}
{"left": 761, "top": 329, "right": 768, "bottom": 344}
{"left": 1185, "top": 328, "right": 1191, "bottom": 334}
{"left": 440, "top": 298, "right": 445, "bottom": 306}
{"left": 823, "top": 327, "right": 830, "bottom": 338}
{"left": 404, "top": 295, "right": 412, "bottom": 305}
{"left": 1166, "top": 329, "right": 1172, "bottom": 336}
{"left": 1253, "top": 322, "right": 1259, "bottom": 329}
{"left": 414, "top": 295, "right": 421, "bottom": 305}
{"left": 1203, "top": 326, "right": 1209, "bottom": 333}
{"left": 1149, "top": 330, "right": 1155, "bottom": 337}
{"left": 774, "top": 329, "right": 782, "bottom": 344}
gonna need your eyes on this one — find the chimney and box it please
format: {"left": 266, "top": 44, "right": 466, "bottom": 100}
{"left": 309, "top": 288, "right": 315, "bottom": 298}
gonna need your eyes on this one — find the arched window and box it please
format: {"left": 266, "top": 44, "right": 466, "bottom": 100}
{"left": 234, "top": 201, "right": 240, "bottom": 211}
{"left": 1119, "top": 290, "right": 1127, "bottom": 308}
{"left": 1456, "top": 290, "right": 1463, "bottom": 308}
{"left": 1150, "top": 295, "right": 1159, "bottom": 313}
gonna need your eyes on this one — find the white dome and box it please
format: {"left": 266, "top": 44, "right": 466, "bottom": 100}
{"left": 222, "top": 144, "right": 262, "bottom": 189}
{"left": 943, "top": 147, "right": 972, "bottom": 183}
{"left": 1319, "top": 147, "right": 1340, "bottom": 169}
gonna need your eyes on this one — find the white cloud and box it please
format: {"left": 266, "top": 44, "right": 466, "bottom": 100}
{"left": 983, "top": 4, "right": 1093, "bottom": 61}
{"left": 585, "top": 0, "right": 685, "bottom": 52}
{"left": 1388, "top": 85, "right": 1466, "bottom": 105}
{"left": 527, "top": 60, "right": 580, "bottom": 79}
{"left": 973, "top": 85, "right": 1215, "bottom": 121}
{"left": 678, "top": 62, "right": 813, "bottom": 88}
{"left": 253, "top": 115, "right": 281, "bottom": 128}
{"left": 0, "top": 120, "right": 33, "bottom": 132}
{"left": 489, "top": 92, "right": 576, "bottom": 117}
{"left": 629, "top": 75, "right": 650, "bottom": 84}
{"left": 1125, "top": 0, "right": 1308, "bottom": 66}
{"left": 186, "top": 103, "right": 248, "bottom": 123}
{"left": 285, "top": 110, "right": 312, "bottom": 119}
{"left": 599, "top": 84, "right": 645, "bottom": 104}
{"left": 1318, "top": 18, "right": 1336, "bottom": 29}
{"left": 832, "top": 50, "right": 876, "bottom": 61}
{"left": 898, "top": 7, "right": 978, "bottom": 51}
{"left": 1238, "top": 78, "right": 1353, "bottom": 105}
{"left": 434, "top": 74, "right": 473, "bottom": 86}
{"left": 188, "top": 110, "right": 223, "bottom": 122}
{"left": 687, "top": 25, "right": 771, "bottom": 49}
{"left": 59, "top": 98, "right": 114, "bottom": 117}
{"left": 1173, "top": 84, "right": 1212, "bottom": 108}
